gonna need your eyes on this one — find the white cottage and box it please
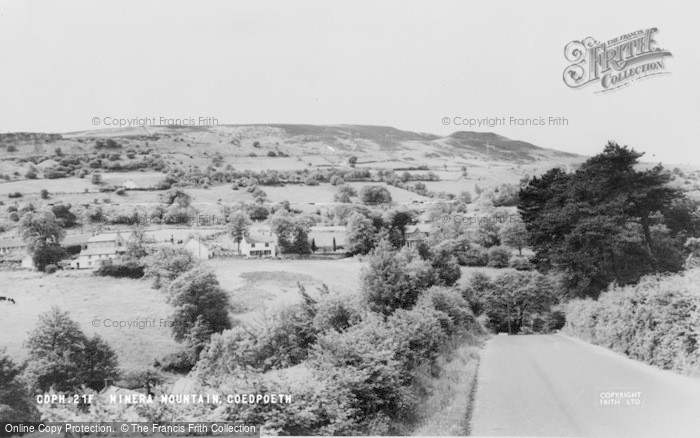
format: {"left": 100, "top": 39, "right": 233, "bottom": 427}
{"left": 240, "top": 232, "right": 277, "bottom": 257}
{"left": 70, "top": 232, "right": 126, "bottom": 269}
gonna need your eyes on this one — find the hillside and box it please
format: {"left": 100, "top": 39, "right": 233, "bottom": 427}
{"left": 1, "top": 124, "right": 582, "bottom": 168}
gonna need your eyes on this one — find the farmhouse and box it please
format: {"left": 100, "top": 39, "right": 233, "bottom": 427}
{"left": 70, "top": 232, "right": 126, "bottom": 269}
{"left": 183, "top": 237, "right": 212, "bottom": 260}
{"left": 308, "top": 226, "right": 348, "bottom": 252}
{"left": 240, "top": 231, "right": 277, "bottom": 257}
{"left": 404, "top": 223, "right": 430, "bottom": 249}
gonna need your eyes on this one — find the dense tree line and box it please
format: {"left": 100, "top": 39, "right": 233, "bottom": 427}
{"left": 519, "top": 142, "right": 700, "bottom": 298}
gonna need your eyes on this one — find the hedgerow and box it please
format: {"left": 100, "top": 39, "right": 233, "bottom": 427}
{"left": 564, "top": 269, "right": 700, "bottom": 375}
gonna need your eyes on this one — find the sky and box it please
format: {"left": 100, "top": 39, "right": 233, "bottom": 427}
{"left": 1, "top": 0, "right": 699, "bottom": 165}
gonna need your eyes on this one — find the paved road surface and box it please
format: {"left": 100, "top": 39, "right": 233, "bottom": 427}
{"left": 470, "top": 334, "right": 700, "bottom": 437}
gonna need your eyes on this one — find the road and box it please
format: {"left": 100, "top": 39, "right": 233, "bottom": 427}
{"left": 469, "top": 334, "right": 700, "bottom": 437}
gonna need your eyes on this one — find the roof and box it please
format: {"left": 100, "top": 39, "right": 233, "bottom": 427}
{"left": 246, "top": 233, "right": 276, "bottom": 244}
{"left": 79, "top": 247, "right": 121, "bottom": 256}
{"left": 0, "top": 238, "right": 25, "bottom": 249}
{"left": 88, "top": 233, "right": 123, "bottom": 243}
{"left": 62, "top": 233, "right": 93, "bottom": 246}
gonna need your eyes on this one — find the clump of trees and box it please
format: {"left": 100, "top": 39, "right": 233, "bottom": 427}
{"left": 520, "top": 142, "right": 700, "bottom": 298}
{"left": 23, "top": 307, "right": 119, "bottom": 392}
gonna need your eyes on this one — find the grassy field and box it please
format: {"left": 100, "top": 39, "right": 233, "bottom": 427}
{"left": 0, "top": 257, "right": 365, "bottom": 373}
{"left": 0, "top": 270, "right": 180, "bottom": 373}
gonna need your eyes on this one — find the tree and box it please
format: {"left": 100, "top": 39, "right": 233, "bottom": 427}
{"left": 334, "top": 184, "right": 357, "bottom": 203}
{"left": 359, "top": 185, "right": 392, "bottom": 205}
{"left": 91, "top": 172, "right": 102, "bottom": 185}
{"left": 347, "top": 212, "right": 376, "bottom": 255}
{"left": 480, "top": 271, "right": 558, "bottom": 334}
{"left": 167, "top": 267, "right": 232, "bottom": 342}
{"left": 160, "top": 188, "right": 191, "bottom": 208}
{"left": 348, "top": 156, "right": 358, "bottom": 167}
{"left": 143, "top": 246, "right": 200, "bottom": 289}
{"left": 32, "top": 245, "right": 68, "bottom": 272}
{"left": 0, "top": 349, "right": 39, "bottom": 421}
{"left": 228, "top": 211, "right": 252, "bottom": 254}
{"left": 387, "top": 210, "right": 412, "bottom": 248}
{"left": 124, "top": 226, "right": 148, "bottom": 260}
{"left": 498, "top": 216, "right": 528, "bottom": 255}
{"left": 361, "top": 240, "right": 435, "bottom": 316}
{"left": 20, "top": 210, "right": 65, "bottom": 253}
{"left": 40, "top": 189, "right": 49, "bottom": 199}
{"left": 23, "top": 307, "right": 118, "bottom": 392}
{"left": 51, "top": 203, "right": 77, "bottom": 228}
{"left": 519, "top": 142, "right": 691, "bottom": 298}
{"left": 457, "top": 191, "right": 472, "bottom": 204}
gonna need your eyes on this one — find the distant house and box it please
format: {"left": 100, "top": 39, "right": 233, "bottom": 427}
{"left": 183, "top": 238, "right": 212, "bottom": 260}
{"left": 240, "top": 230, "right": 277, "bottom": 257}
{"left": 123, "top": 180, "right": 138, "bottom": 189}
{"left": 404, "top": 223, "right": 430, "bottom": 249}
{"left": 0, "top": 238, "right": 25, "bottom": 255}
{"left": 308, "top": 226, "right": 348, "bottom": 252}
{"left": 70, "top": 232, "right": 126, "bottom": 269}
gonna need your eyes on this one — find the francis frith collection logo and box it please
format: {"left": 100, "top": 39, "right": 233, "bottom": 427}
{"left": 563, "top": 28, "right": 672, "bottom": 93}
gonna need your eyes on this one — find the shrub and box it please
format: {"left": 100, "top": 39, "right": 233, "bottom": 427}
{"left": 115, "top": 188, "right": 126, "bottom": 195}
{"left": 564, "top": 270, "right": 700, "bottom": 375}
{"left": 416, "top": 286, "right": 478, "bottom": 336}
{"left": 25, "top": 171, "right": 37, "bottom": 179}
{"left": 45, "top": 170, "right": 67, "bottom": 179}
{"left": 313, "top": 292, "right": 364, "bottom": 333}
{"left": 94, "top": 260, "right": 144, "bottom": 278}
{"left": 254, "top": 302, "right": 317, "bottom": 370}
{"left": 44, "top": 264, "right": 58, "bottom": 274}
{"left": 487, "top": 246, "right": 511, "bottom": 268}
{"left": 510, "top": 255, "right": 534, "bottom": 270}
{"left": 463, "top": 245, "right": 488, "bottom": 266}
{"left": 40, "top": 189, "right": 50, "bottom": 199}
{"left": 8, "top": 192, "right": 22, "bottom": 199}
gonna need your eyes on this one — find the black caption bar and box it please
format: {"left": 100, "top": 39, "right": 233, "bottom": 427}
{"left": 0, "top": 422, "right": 259, "bottom": 437}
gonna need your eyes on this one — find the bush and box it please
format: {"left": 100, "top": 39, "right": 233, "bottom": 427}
{"left": 94, "top": 260, "right": 144, "bottom": 278}
{"left": 416, "top": 286, "right": 478, "bottom": 336}
{"left": 40, "top": 189, "right": 50, "bottom": 199}
{"left": 463, "top": 245, "right": 489, "bottom": 266}
{"left": 8, "top": 192, "right": 22, "bottom": 199}
{"left": 564, "top": 269, "right": 700, "bottom": 375}
{"left": 510, "top": 255, "right": 534, "bottom": 270}
{"left": 487, "top": 246, "right": 511, "bottom": 268}
{"left": 45, "top": 170, "right": 67, "bottom": 179}
{"left": 25, "top": 171, "right": 37, "bottom": 179}
{"left": 44, "top": 264, "right": 58, "bottom": 274}
{"left": 115, "top": 188, "right": 126, "bottom": 195}
{"left": 313, "top": 292, "right": 364, "bottom": 333}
